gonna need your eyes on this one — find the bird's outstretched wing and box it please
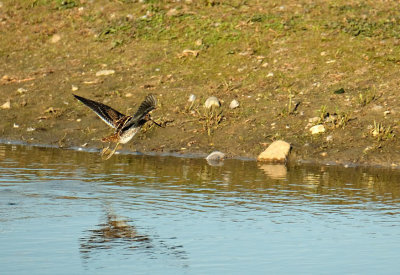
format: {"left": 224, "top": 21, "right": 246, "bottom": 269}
{"left": 121, "top": 94, "right": 157, "bottom": 130}
{"left": 133, "top": 94, "right": 157, "bottom": 120}
{"left": 73, "top": 94, "right": 126, "bottom": 129}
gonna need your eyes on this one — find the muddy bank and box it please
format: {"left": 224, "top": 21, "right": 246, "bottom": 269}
{"left": 1, "top": 1, "right": 400, "bottom": 168}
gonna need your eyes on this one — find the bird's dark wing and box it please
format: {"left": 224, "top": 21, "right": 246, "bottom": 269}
{"left": 73, "top": 94, "right": 126, "bottom": 129}
{"left": 121, "top": 94, "right": 157, "bottom": 130}
{"left": 133, "top": 94, "right": 157, "bottom": 120}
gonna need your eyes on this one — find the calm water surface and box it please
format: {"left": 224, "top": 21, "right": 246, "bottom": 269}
{"left": 1, "top": 144, "right": 400, "bottom": 274}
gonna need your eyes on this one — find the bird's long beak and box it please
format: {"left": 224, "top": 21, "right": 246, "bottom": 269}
{"left": 150, "top": 117, "right": 164, "bottom": 128}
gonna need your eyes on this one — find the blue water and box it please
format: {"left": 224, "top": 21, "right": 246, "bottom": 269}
{"left": 1, "top": 144, "right": 400, "bottom": 274}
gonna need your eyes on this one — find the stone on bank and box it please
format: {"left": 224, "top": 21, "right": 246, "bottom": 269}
{"left": 257, "top": 140, "right": 291, "bottom": 163}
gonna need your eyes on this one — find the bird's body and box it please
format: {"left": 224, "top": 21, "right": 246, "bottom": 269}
{"left": 73, "top": 94, "right": 158, "bottom": 159}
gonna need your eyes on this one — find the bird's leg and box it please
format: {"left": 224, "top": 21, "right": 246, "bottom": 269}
{"left": 101, "top": 142, "right": 120, "bottom": 160}
{"left": 101, "top": 142, "right": 111, "bottom": 157}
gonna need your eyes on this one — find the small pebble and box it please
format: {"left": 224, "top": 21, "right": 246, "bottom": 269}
{"left": 96, "top": 70, "right": 115, "bottom": 76}
{"left": 71, "top": 85, "right": 78, "bottom": 92}
{"left": 206, "top": 151, "right": 225, "bottom": 161}
{"left": 49, "top": 34, "right": 61, "bottom": 44}
{"left": 229, "top": 99, "right": 239, "bottom": 109}
{"left": 204, "top": 96, "right": 221, "bottom": 109}
{"left": 308, "top": 117, "right": 319, "bottom": 123}
{"left": 1, "top": 101, "right": 10, "bottom": 109}
{"left": 310, "top": 124, "right": 325, "bottom": 135}
{"left": 188, "top": 94, "right": 196, "bottom": 102}
{"left": 17, "top": 88, "right": 27, "bottom": 94}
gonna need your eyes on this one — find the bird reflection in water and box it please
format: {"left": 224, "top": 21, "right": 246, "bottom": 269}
{"left": 80, "top": 209, "right": 187, "bottom": 262}
{"left": 80, "top": 212, "right": 151, "bottom": 259}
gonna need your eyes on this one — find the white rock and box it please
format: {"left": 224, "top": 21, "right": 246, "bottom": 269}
{"left": 257, "top": 140, "right": 291, "bottom": 163}
{"left": 229, "top": 99, "right": 239, "bottom": 109}
{"left": 71, "top": 85, "right": 78, "bottom": 92}
{"left": 308, "top": 117, "right": 319, "bottom": 123}
{"left": 96, "top": 69, "right": 115, "bottom": 76}
{"left": 1, "top": 101, "right": 10, "bottom": 109}
{"left": 326, "top": 135, "right": 333, "bottom": 142}
{"left": 13, "top": 123, "right": 19, "bottom": 128}
{"left": 17, "top": 88, "right": 27, "bottom": 94}
{"left": 188, "top": 94, "right": 196, "bottom": 102}
{"left": 204, "top": 96, "right": 221, "bottom": 109}
{"left": 166, "top": 8, "right": 178, "bottom": 17}
{"left": 49, "top": 34, "right": 61, "bottom": 44}
{"left": 26, "top": 127, "right": 35, "bottom": 132}
{"left": 310, "top": 124, "right": 325, "bottom": 134}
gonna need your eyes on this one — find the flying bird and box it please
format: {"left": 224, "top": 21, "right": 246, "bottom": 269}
{"left": 73, "top": 94, "right": 161, "bottom": 159}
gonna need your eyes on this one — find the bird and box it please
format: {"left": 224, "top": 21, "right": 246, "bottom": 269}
{"left": 73, "top": 94, "right": 161, "bottom": 159}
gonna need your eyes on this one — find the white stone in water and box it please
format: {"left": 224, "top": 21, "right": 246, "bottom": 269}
{"left": 206, "top": 151, "right": 225, "bottom": 161}
{"left": 206, "top": 151, "right": 225, "bottom": 166}
{"left": 96, "top": 69, "right": 115, "bottom": 76}
{"left": 257, "top": 140, "right": 291, "bottom": 163}
{"left": 204, "top": 96, "right": 221, "bottom": 109}
{"left": 188, "top": 94, "right": 196, "bottom": 102}
{"left": 229, "top": 99, "right": 239, "bottom": 109}
{"left": 310, "top": 124, "right": 325, "bottom": 134}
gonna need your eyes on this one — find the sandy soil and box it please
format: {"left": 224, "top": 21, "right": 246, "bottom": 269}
{"left": 1, "top": 0, "right": 400, "bottom": 167}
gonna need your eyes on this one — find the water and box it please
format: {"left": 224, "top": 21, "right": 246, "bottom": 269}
{"left": 1, "top": 143, "right": 400, "bottom": 274}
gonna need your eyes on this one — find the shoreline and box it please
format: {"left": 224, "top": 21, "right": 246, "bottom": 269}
{"left": 1, "top": 139, "right": 399, "bottom": 171}
{"left": 2, "top": 1, "right": 400, "bottom": 171}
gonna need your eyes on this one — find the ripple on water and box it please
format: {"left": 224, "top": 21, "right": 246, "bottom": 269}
{"left": 1, "top": 144, "right": 400, "bottom": 274}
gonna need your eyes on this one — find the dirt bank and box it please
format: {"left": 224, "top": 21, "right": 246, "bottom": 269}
{"left": 1, "top": 0, "right": 400, "bottom": 167}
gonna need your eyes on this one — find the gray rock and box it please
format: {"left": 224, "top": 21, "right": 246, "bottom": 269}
{"left": 206, "top": 151, "right": 225, "bottom": 166}
{"left": 206, "top": 151, "right": 225, "bottom": 161}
